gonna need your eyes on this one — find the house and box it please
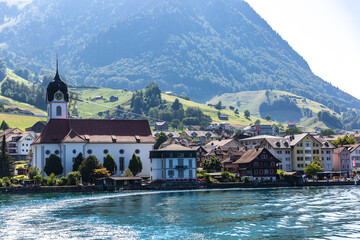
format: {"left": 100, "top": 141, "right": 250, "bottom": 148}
{"left": 260, "top": 138, "right": 292, "bottom": 172}
{"left": 93, "top": 95, "right": 103, "bottom": 100}
{"left": 26, "top": 121, "right": 47, "bottom": 133}
{"left": 287, "top": 122, "right": 297, "bottom": 128}
{"left": 149, "top": 144, "right": 197, "bottom": 181}
{"left": 109, "top": 96, "right": 119, "bottom": 102}
{"left": 152, "top": 131, "right": 180, "bottom": 139}
{"left": 251, "top": 125, "right": 274, "bottom": 136}
{"left": 286, "top": 133, "right": 322, "bottom": 172}
{"left": 6, "top": 131, "right": 37, "bottom": 161}
{"left": 349, "top": 144, "right": 360, "bottom": 170}
{"left": 32, "top": 63, "right": 155, "bottom": 177}
{"left": 205, "top": 139, "right": 242, "bottom": 150}
{"left": 154, "top": 122, "right": 169, "bottom": 131}
{"left": 333, "top": 147, "right": 351, "bottom": 172}
{"left": 195, "top": 146, "right": 207, "bottom": 168}
{"left": 234, "top": 147, "right": 280, "bottom": 181}
{"left": 218, "top": 112, "right": 229, "bottom": 120}
{"left": 180, "top": 131, "right": 220, "bottom": 145}
{"left": 315, "top": 137, "right": 335, "bottom": 171}
{"left": 238, "top": 135, "right": 281, "bottom": 149}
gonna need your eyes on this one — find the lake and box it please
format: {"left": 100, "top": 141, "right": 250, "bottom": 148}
{"left": 1, "top": 186, "right": 360, "bottom": 239}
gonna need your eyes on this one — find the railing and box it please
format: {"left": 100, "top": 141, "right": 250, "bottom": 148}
{"left": 175, "top": 165, "right": 189, "bottom": 169}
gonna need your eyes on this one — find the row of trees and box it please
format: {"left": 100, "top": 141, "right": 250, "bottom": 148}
{"left": 42, "top": 152, "right": 142, "bottom": 183}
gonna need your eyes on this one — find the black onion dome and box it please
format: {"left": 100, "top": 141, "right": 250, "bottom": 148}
{"left": 46, "top": 68, "right": 69, "bottom": 102}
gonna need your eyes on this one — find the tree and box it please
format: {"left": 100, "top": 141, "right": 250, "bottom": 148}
{"left": 320, "top": 128, "right": 335, "bottom": 137}
{"left": 244, "top": 110, "right": 250, "bottom": 118}
{"left": 215, "top": 101, "right": 222, "bottom": 110}
{"left": 92, "top": 168, "right": 111, "bottom": 179}
{"left": 103, "top": 153, "right": 117, "bottom": 175}
{"left": 203, "top": 157, "right": 222, "bottom": 173}
{"left": 67, "top": 171, "right": 81, "bottom": 185}
{"left": 0, "top": 121, "right": 9, "bottom": 130}
{"left": 200, "top": 121, "right": 208, "bottom": 131}
{"left": 128, "top": 153, "right": 142, "bottom": 176}
{"left": 284, "top": 127, "right": 303, "bottom": 136}
{"left": 44, "top": 154, "right": 63, "bottom": 176}
{"left": 0, "top": 60, "right": 6, "bottom": 81}
{"left": 265, "top": 115, "right": 271, "bottom": 121}
{"left": 154, "top": 132, "right": 168, "bottom": 149}
{"left": 122, "top": 168, "right": 134, "bottom": 177}
{"left": 0, "top": 135, "right": 14, "bottom": 178}
{"left": 254, "top": 119, "right": 261, "bottom": 125}
{"left": 170, "top": 119, "right": 181, "bottom": 129}
{"left": 78, "top": 155, "right": 102, "bottom": 183}
{"left": 171, "top": 98, "right": 181, "bottom": 110}
{"left": 27, "top": 166, "right": 40, "bottom": 180}
{"left": 305, "top": 156, "right": 324, "bottom": 177}
{"left": 331, "top": 135, "right": 356, "bottom": 147}
{"left": 72, "top": 152, "right": 84, "bottom": 171}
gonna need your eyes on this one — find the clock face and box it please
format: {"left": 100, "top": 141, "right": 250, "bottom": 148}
{"left": 55, "top": 92, "right": 63, "bottom": 101}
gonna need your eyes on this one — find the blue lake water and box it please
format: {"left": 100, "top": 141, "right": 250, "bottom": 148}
{"left": 1, "top": 186, "right": 360, "bottom": 239}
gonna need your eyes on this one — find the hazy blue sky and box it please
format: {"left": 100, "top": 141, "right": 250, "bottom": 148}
{"left": 246, "top": 0, "right": 360, "bottom": 99}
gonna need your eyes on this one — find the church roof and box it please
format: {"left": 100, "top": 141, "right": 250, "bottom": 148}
{"left": 33, "top": 119, "right": 155, "bottom": 144}
{"left": 46, "top": 60, "right": 69, "bottom": 102}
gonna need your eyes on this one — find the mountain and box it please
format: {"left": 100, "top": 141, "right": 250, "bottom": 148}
{"left": 0, "top": 0, "right": 359, "bottom": 112}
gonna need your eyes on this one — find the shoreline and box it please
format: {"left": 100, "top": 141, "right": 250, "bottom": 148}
{"left": 0, "top": 180, "right": 358, "bottom": 194}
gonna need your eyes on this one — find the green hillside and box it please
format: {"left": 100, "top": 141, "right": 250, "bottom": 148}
{"left": 0, "top": 113, "right": 46, "bottom": 131}
{"left": 208, "top": 90, "right": 339, "bottom": 131}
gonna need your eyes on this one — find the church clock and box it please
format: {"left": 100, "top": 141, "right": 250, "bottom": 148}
{"left": 55, "top": 92, "right": 63, "bottom": 101}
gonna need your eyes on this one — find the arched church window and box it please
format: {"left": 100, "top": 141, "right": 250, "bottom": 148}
{"left": 56, "top": 106, "right": 62, "bottom": 116}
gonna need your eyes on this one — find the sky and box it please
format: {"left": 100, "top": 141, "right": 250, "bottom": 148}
{"left": 246, "top": 0, "right": 360, "bottom": 100}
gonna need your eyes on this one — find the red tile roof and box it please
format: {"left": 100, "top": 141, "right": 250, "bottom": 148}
{"left": 33, "top": 119, "right": 155, "bottom": 144}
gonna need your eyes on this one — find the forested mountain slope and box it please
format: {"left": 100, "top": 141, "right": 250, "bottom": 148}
{"left": 0, "top": 0, "right": 358, "bottom": 112}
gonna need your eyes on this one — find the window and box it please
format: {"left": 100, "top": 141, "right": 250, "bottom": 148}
{"left": 178, "top": 152, "right": 184, "bottom": 157}
{"left": 286, "top": 157, "right": 291, "bottom": 161}
{"left": 169, "top": 153, "right": 173, "bottom": 158}
{"left": 305, "top": 142, "right": 311, "bottom": 148}
{"left": 45, "top": 150, "right": 50, "bottom": 155}
{"left": 189, "top": 170, "right": 193, "bottom": 178}
{"left": 22, "top": 143, "right": 24, "bottom": 146}
{"left": 56, "top": 106, "right": 62, "bottom": 116}
{"left": 270, "top": 169, "right": 274, "bottom": 174}
{"left": 119, "top": 149, "right": 124, "bottom": 154}
{"left": 276, "top": 151, "right": 282, "bottom": 154}
{"left": 259, "top": 169, "right": 263, "bottom": 175}
{"left": 168, "top": 170, "right": 174, "bottom": 178}
{"left": 104, "top": 149, "right": 108, "bottom": 154}
{"left": 297, "top": 150, "right": 303, "bottom": 154}
{"left": 87, "top": 149, "right": 92, "bottom": 154}
{"left": 135, "top": 149, "right": 140, "bottom": 154}
{"left": 264, "top": 169, "right": 269, "bottom": 175}
{"left": 297, "top": 157, "right": 303, "bottom": 161}
{"left": 271, "top": 162, "right": 275, "bottom": 167}
{"left": 189, "top": 159, "right": 193, "bottom": 168}
{"left": 119, "top": 157, "right": 124, "bottom": 171}
{"left": 305, "top": 150, "right": 311, "bottom": 154}
{"left": 261, "top": 155, "right": 267, "bottom": 159}
{"left": 178, "top": 170, "right": 184, "bottom": 178}
{"left": 55, "top": 150, "right": 59, "bottom": 155}
{"left": 73, "top": 149, "right": 76, "bottom": 154}
{"left": 178, "top": 159, "right": 184, "bottom": 166}
{"left": 254, "top": 162, "right": 259, "bottom": 167}
{"left": 169, "top": 159, "right": 173, "bottom": 168}
{"left": 254, "top": 169, "right": 258, "bottom": 175}
{"left": 285, "top": 151, "right": 290, "bottom": 154}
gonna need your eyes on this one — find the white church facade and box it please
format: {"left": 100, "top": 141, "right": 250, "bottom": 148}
{"left": 32, "top": 62, "right": 155, "bottom": 177}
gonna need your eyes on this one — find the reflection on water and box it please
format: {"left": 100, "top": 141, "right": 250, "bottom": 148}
{"left": 1, "top": 187, "right": 360, "bottom": 239}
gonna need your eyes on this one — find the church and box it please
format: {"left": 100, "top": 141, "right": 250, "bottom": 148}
{"left": 32, "top": 62, "right": 155, "bottom": 177}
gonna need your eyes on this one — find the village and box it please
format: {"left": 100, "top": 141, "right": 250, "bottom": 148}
{"left": 0, "top": 66, "right": 359, "bottom": 192}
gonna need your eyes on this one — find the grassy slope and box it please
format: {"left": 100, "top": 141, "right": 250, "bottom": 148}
{"left": 0, "top": 113, "right": 46, "bottom": 130}
{"left": 70, "top": 87, "right": 132, "bottom": 118}
{"left": 207, "top": 90, "right": 338, "bottom": 130}
{"left": 5, "top": 69, "right": 30, "bottom": 84}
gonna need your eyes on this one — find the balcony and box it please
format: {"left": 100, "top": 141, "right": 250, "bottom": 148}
{"left": 175, "top": 165, "right": 189, "bottom": 169}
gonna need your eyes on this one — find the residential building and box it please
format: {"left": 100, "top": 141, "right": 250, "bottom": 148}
{"left": 287, "top": 133, "right": 322, "bottom": 172}
{"left": 251, "top": 125, "right": 274, "bottom": 136}
{"left": 6, "top": 131, "right": 37, "bottom": 161}
{"left": 260, "top": 138, "right": 292, "bottom": 172}
{"left": 205, "top": 138, "right": 242, "bottom": 149}
{"left": 349, "top": 144, "right": 360, "bottom": 169}
{"left": 315, "top": 137, "right": 335, "bottom": 171}
{"left": 195, "top": 146, "right": 207, "bottom": 168}
{"left": 234, "top": 147, "right": 280, "bottom": 181}
{"left": 109, "top": 96, "right": 119, "bottom": 102}
{"left": 180, "top": 131, "right": 219, "bottom": 145}
{"left": 333, "top": 147, "right": 351, "bottom": 172}
{"left": 149, "top": 144, "right": 197, "bottom": 181}
{"left": 154, "top": 122, "right": 169, "bottom": 131}
{"left": 238, "top": 135, "right": 282, "bottom": 149}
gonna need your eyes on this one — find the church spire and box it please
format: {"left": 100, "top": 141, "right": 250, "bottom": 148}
{"left": 54, "top": 53, "right": 60, "bottom": 82}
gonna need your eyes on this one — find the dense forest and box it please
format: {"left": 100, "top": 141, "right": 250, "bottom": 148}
{"left": 259, "top": 96, "right": 303, "bottom": 122}
{"left": 0, "top": 0, "right": 359, "bottom": 114}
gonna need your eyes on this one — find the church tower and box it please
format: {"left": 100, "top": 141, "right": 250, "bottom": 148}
{"left": 46, "top": 58, "right": 69, "bottom": 122}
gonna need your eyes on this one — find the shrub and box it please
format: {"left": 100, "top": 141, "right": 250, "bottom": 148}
{"left": 67, "top": 171, "right": 81, "bottom": 185}
{"left": 47, "top": 173, "right": 56, "bottom": 186}
{"left": 44, "top": 154, "right": 63, "bottom": 176}
{"left": 34, "top": 175, "right": 42, "bottom": 185}
{"left": 92, "top": 168, "right": 110, "bottom": 179}
{"left": 58, "top": 176, "right": 68, "bottom": 186}
{"left": 2, "top": 177, "right": 10, "bottom": 187}
{"left": 78, "top": 155, "right": 102, "bottom": 183}
{"left": 27, "top": 166, "right": 40, "bottom": 179}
